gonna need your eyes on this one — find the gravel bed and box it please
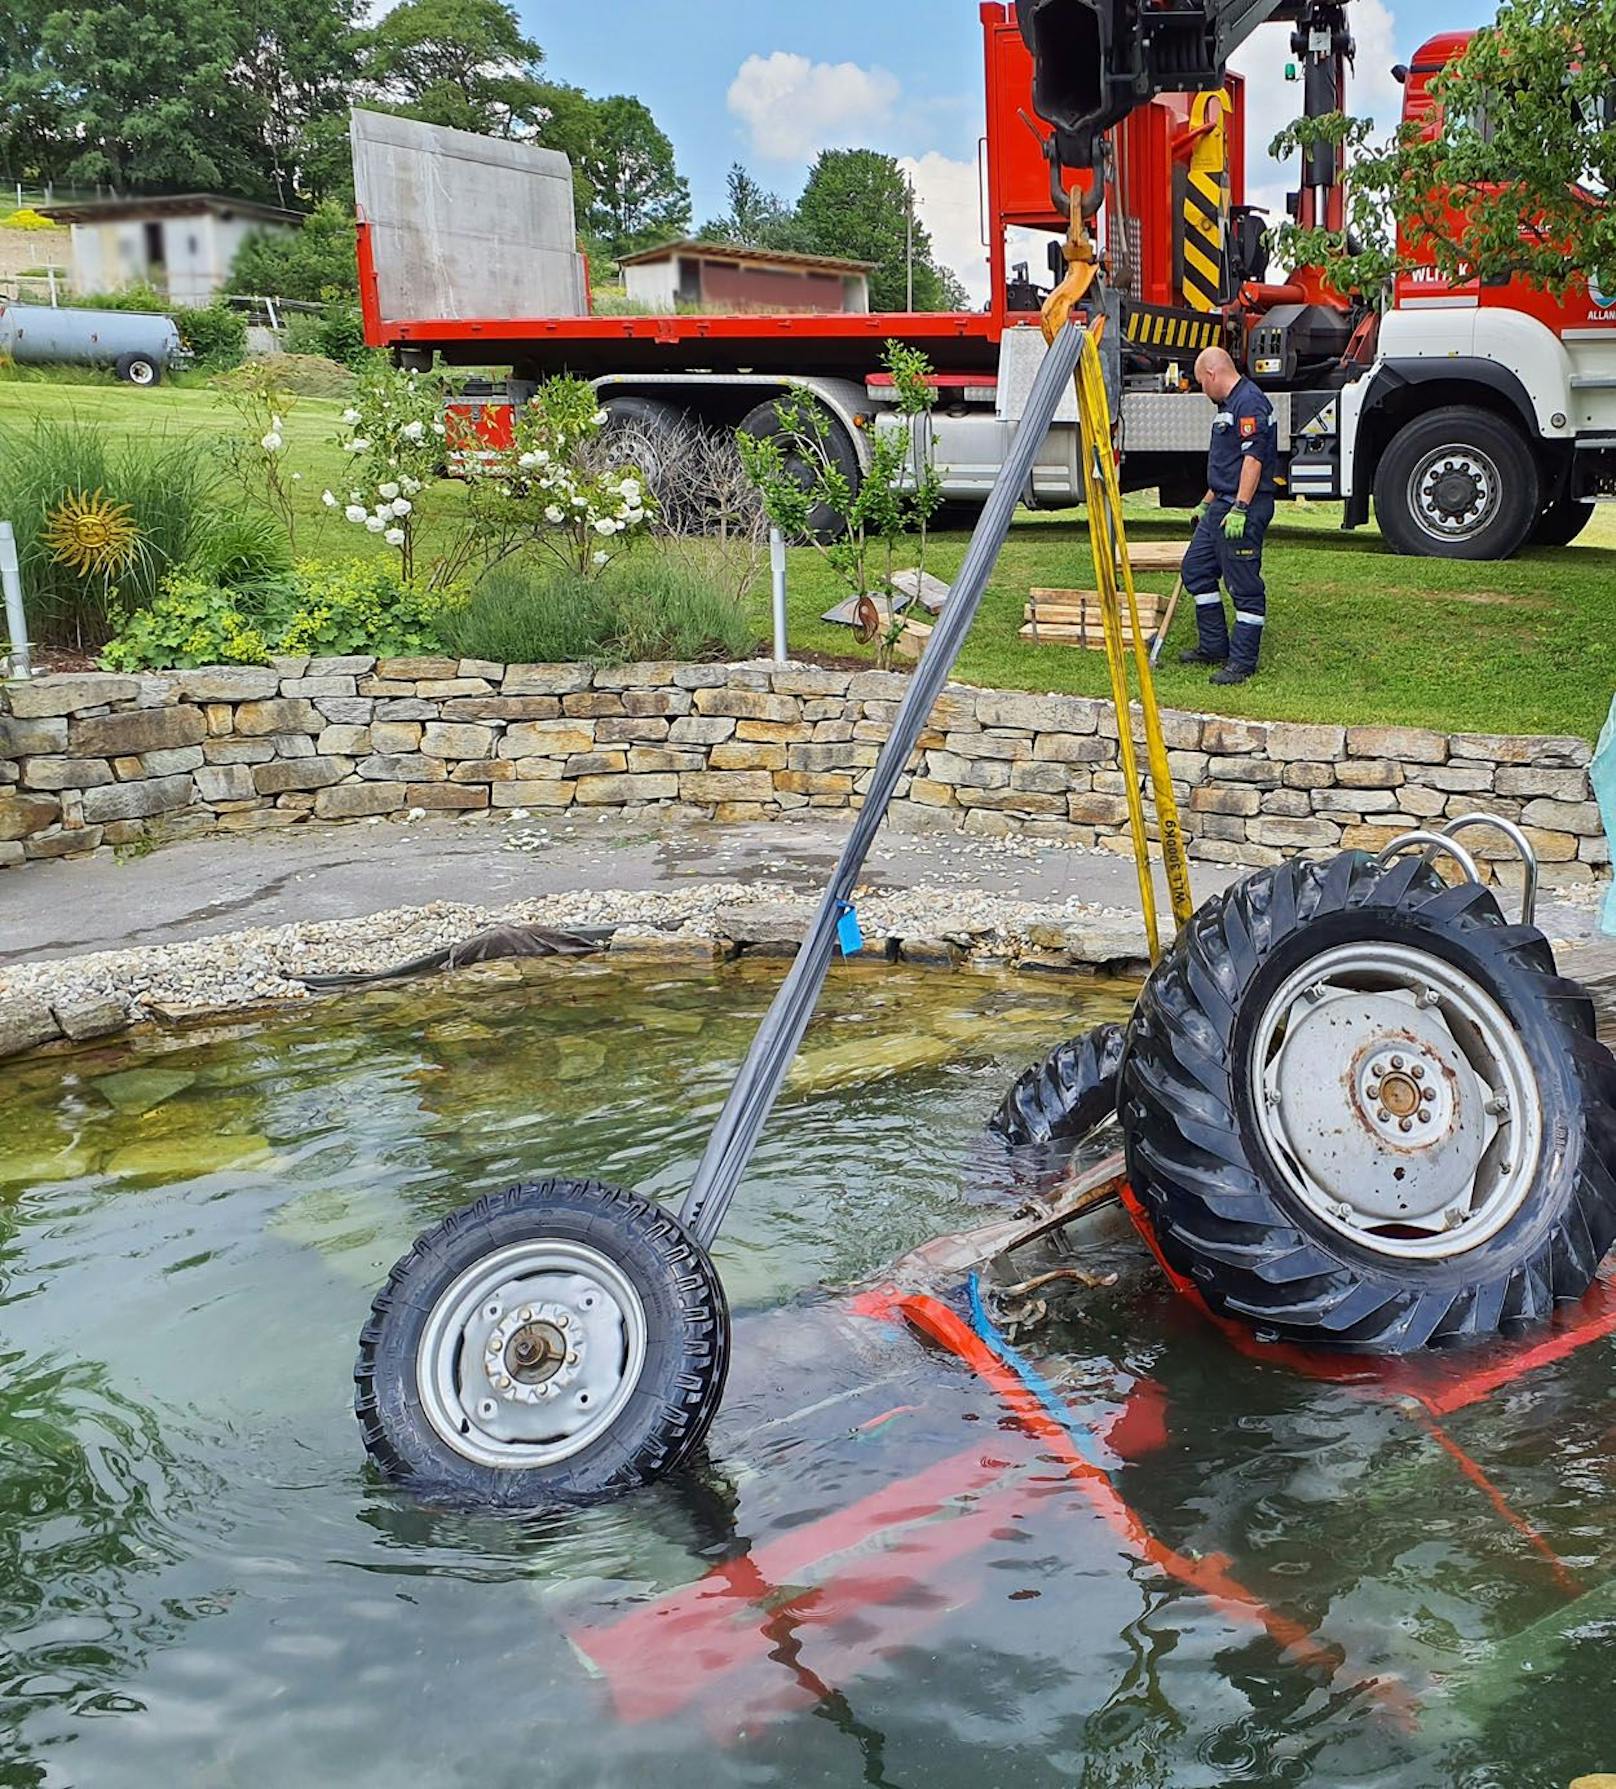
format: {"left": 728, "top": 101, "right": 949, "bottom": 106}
{"left": 0, "top": 880, "right": 1143, "bottom": 1025}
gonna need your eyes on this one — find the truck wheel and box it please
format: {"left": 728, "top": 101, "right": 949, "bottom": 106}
{"left": 739, "top": 398, "right": 860, "bottom": 542}
{"left": 1530, "top": 495, "right": 1596, "bottom": 548}
{"left": 115, "top": 351, "right": 161, "bottom": 387}
{"left": 1374, "top": 406, "right": 1538, "bottom": 560}
{"left": 601, "top": 395, "right": 693, "bottom": 527}
{"left": 356, "top": 1178, "right": 730, "bottom": 1504}
{"left": 990, "top": 1022, "right": 1125, "bottom": 1149}
{"left": 1121, "top": 852, "right": 1616, "bottom": 1352}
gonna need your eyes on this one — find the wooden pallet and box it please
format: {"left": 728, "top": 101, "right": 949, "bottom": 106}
{"left": 1127, "top": 541, "right": 1188, "bottom": 572}
{"left": 1022, "top": 588, "right": 1161, "bottom": 649}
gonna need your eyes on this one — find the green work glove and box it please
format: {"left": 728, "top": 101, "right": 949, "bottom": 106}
{"left": 1223, "top": 506, "right": 1248, "bottom": 541}
{"left": 1189, "top": 502, "right": 1208, "bottom": 528}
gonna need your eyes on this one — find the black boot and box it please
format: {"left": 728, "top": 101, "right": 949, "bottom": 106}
{"left": 1210, "top": 664, "right": 1254, "bottom": 686}
{"left": 1179, "top": 647, "right": 1227, "bottom": 667}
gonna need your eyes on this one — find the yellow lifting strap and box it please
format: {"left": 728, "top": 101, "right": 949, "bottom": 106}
{"left": 1071, "top": 327, "right": 1197, "bottom": 961}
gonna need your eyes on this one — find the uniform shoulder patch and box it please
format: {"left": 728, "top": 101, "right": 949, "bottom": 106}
{"left": 1240, "top": 415, "right": 1259, "bottom": 439}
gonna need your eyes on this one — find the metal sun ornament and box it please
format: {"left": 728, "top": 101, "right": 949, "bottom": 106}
{"left": 42, "top": 488, "right": 140, "bottom": 578}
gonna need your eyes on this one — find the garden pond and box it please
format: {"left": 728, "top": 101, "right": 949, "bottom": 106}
{"left": 4, "top": 956, "right": 1616, "bottom": 1787}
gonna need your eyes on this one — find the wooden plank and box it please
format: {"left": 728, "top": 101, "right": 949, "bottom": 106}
{"left": 1025, "top": 602, "right": 1161, "bottom": 619}
{"left": 1019, "top": 624, "right": 1154, "bottom": 647}
{"left": 1127, "top": 541, "right": 1188, "bottom": 571}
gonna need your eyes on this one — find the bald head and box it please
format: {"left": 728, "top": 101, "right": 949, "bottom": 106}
{"left": 1195, "top": 347, "right": 1240, "bottom": 402}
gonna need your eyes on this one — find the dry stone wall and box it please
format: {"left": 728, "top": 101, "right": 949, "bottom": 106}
{"left": 0, "top": 657, "right": 1604, "bottom": 887}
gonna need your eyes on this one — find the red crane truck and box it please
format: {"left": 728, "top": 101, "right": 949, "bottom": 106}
{"left": 352, "top": 2, "right": 1616, "bottom": 560}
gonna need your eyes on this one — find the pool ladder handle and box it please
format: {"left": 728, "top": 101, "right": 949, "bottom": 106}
{"left": 1373, "top": 812, "right": 1540, "bottom": 930}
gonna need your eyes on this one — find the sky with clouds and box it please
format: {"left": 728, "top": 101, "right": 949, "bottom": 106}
{"left": 529, "top": 0, "right": 1500, "bottom": 301}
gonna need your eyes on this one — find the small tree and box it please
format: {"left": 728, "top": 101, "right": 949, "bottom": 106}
{"left": 327, "top": 361, "right": 451, "bottom": 584}
{"left": 223, "top": 364, "right": 319, "bottom": 553}
{"left": 1270, "top": 0, "right": 1616, "bottom": 300}
{"left": 739, "top": 340, "right": 943, "bottom": 668}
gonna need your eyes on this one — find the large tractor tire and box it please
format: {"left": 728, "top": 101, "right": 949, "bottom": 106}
{"left": 356, "top": 1178, "right": 729, "bottom": 1503}
{"left": 1121, "top": 852, "right": 1616, "bottom": 1351}
{"left": 990, "top": 1022, "right": 1126, "bottom": 1150}
{"left": 1374, "top": 406, "right": 1539, "bottom": 560}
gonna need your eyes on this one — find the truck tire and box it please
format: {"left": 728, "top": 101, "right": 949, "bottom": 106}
{"left": 600, "top": 395, "right": 690, "bottom": 526}
{"left": 115, "top": 350, "right": 161, "bottom": 387}
{"left": 1374, "top": 406, "right": 1538, "bottom": 560}
{"left": 1121, "top": 852, "right": 1616, "bottom": 1352}
{"left": 740, "top": 398, "right": 860, "bottom": 542}
{"left": 356, "top": 1177, "right": 730, "bottom": 1504}
{"left": 1530, "top": 495, "right": 1596, "bottom": 548}
{"left": 990, "top": 1022, "right": 1126, "bottom": 1150}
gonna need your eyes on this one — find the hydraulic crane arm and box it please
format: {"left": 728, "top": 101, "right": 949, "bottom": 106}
{"left": 1019, "top": 0, "right": 1346, "bottom": 170}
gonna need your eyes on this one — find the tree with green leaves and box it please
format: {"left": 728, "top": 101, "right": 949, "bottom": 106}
{"left": 575, "top": 95, "right": 691, "bottom": 262}
{"left": 239, "top": 0, "right": 362, "bottom": 204}
{"left": 227, "top": 196, "right": 357, "bottom": 300}
{"left": 0, "top": 3, "right": 72, "bottom": 189}
{"left": 1271, "top": 0, "right": 1616, "bottom": 301}
{"left": 361, "top": 0, "right": 548, "bottom": 139}
{"left": 794, "top": 149, "right": 965, "bottom": 312}
{"left": 33, "top": 0, "right": 274, "bottom": 195}
{"left": 699, "top": 164, "right": 798, "bottom": 250}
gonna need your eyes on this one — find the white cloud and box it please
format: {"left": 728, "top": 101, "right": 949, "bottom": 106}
{"left": 728, "top": 52, "right": 901, "bottom": 163}
{"left": 897, "top": 151, "right": 989, "bottom": 305}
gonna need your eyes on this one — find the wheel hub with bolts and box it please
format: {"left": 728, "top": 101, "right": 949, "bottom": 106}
{"left": 417, "top": 1240, "right": 647, "bottom": 1469}
{"left": 1253, "top": 943, "right": 1544, "bottom": 1260}
{"left": 1412, "top": 446, "right": 1500, "bottom": 542}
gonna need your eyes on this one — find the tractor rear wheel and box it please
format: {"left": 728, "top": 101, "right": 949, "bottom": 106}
{"left": 1121, "top": 852, "right": 1616, "bottom": 1351}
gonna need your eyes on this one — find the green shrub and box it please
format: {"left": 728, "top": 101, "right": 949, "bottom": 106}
{"left": 0, "top": 418, "right": 220, "bottom": 648}
{"left": 173, "top": 303, "right": 247, "bottom": 372}
{"left": 439, "top": 554, "right": 758, "bottom": 666}
{"left": 284, "top": 305, "right": 371, "bottom": 370}
{"left": 186, "top": 511, "right": 296, "bottom": 587}
{"left": 100, "top": 572, "right": 295, "bottom": 670}
{"left": 278, "top": 558, "right": 453, "bottom": 659}
{"left": 226, "top": 199, "right": 359, "bottom": 304}
{"left": 100, "top": 557, "right": 456, "bottom": 671}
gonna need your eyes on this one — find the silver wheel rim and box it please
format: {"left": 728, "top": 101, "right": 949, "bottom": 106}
{"left": 1408, "top": 443, "right": 1502, "bottom": 543}
{"left": 417, "top": 1238, "right": 647, "bottom": 1469}
{"left": 129, "top": 360, "right": 155, "bottom": 386}
{"left": 1251, "top": 942, "right": 1543, "bottom": 1261}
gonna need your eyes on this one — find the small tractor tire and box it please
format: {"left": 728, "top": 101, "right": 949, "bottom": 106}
{"left": 990, "top": 1022, "right": 1126, "bottom": 1150}
{"left": 356, "top": 1178, "right": 730, "bottom": 1503}
{"left": 115, "top": 351, "right": 161, "bottom": 387}
{"left": 1121, "top": 852, "right": 1616, "bottom": 1351}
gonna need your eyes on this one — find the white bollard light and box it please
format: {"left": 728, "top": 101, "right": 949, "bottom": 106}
{"left": 0, "top": 520, "right": 32, "bottom": 678}
{"left": 770, "top": 526, "right": 788, "bottom": 665}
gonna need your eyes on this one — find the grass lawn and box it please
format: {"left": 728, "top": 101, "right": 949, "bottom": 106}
{"left": 3, "top": 374, "right": 1613, "bottom": 739}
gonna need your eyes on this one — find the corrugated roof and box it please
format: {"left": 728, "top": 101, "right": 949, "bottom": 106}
{"left": 617, "top": 238, "right": 875, "bottom": 275}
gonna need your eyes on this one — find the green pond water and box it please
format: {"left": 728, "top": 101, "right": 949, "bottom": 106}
{"left": 3, "top": 956, "right": 1616, "bottom": 1789}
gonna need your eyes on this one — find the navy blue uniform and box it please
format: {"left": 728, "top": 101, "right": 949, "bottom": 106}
{"left": 1183, "top": 376, "right": 1278, "bottom": 673}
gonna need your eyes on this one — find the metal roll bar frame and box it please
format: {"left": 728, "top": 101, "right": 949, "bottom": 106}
{"left": 1372, "top": 813, "right": 1540, "bottom": 929}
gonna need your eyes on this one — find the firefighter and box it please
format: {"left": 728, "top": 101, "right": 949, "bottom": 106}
{"left": 1178, "top": 346, "right": 1277, "bottom": 686}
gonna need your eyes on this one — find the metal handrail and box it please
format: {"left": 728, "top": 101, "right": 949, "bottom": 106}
{"left": 1373, "top": 830, "right": 1484, "bottom": 890}
{"left": 1440, "top": 813, "right": 1540, "bottom": 928}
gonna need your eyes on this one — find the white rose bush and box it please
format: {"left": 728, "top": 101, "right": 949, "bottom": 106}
{"left": 333, "top": 363, "right": 449, "bottom": 584}
{"left": 468, "top": 377, "right": 655, "bottom": 580}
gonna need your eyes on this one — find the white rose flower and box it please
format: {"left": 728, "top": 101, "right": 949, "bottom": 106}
{"left": 530, "top": 448, "right": 550, "bottom": 465}
{"left": 594, "top": 517, "right": 616, "bottom": 536}
{"left": 260, "top": 431, "right": 283, "bottom": 452}
{"left": 344, "top": 504, "right": 367, "bottom": 524}
{"left": 593, "top": 550, "right": 610, "bottom": 566}
{"left": 619, "top": 479, "right": 641, "bottom": 503}
{"left": 270, "top": 414, "right": 283, "bottom": 431}
{"left": 292, "top": 471, "right": 303, "bottom": 481}
{"left": 392, "top": 497, "right": 412, "bottom": 516}
{"left": 544, "top": 505, "right": 564, "bottom": 523}
{"left": 402, "top": 419, "right": 425, "bottom": 441}
{"left": 378, "top": 481, "right": 400, "bottom": 501}
{"left": 365, "top": 515, "right": 386, "bottom": 533}
{"left": 322, "top": 490, "right": 337, "bottom": 508}
{"left": 625, "top": 508, "right": 645, "bottom": 524}
{"left": 517, "top": 451, "right": 539, "bottom": 469}
{"left": 432, "top": 420, "right": 447, "bottom": 435}
{"left": 384, "top": 527, "right": 406, "bottom": 546}
{"left": 400, "top": 476, "right": 422, "bottom": 495}
{"left": 341, "top": 407, "right": 361, "bottom": 425}
{"left": 572, "top": 495, "right": 588, "bottom": 508}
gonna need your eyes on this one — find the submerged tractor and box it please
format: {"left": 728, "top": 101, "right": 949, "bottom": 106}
{"left": 353, "top": 0, "right": 1616, "bottom": 1504}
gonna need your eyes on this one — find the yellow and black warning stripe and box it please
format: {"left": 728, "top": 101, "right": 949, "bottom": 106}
{"left": 1182, "top": 89, "right": 1230, "bottom": 314}
{"left": 1122, "top": 305, "right": 1224, "bottom": 355}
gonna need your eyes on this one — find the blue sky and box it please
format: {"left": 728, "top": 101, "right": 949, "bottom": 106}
{"left": 529, "top": 0, "right": 1497, "bottom": 298}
